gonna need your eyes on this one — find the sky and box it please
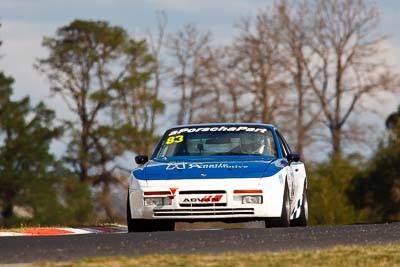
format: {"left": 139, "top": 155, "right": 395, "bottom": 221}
{"left": 0, "top": 0, "right": 400, "bottom": 158}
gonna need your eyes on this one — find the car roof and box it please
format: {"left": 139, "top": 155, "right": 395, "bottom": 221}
{"left": 167, "top": 123, "right": 277, "bottom": 131}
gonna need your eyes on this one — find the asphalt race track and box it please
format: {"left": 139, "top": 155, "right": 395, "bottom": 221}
{"left": 1, "top": 223, "right": 400, "bottom": 264}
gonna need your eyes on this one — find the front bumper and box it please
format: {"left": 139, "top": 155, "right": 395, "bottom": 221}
{"left": 128, "top": 177, "right": 285, "bottom": 221}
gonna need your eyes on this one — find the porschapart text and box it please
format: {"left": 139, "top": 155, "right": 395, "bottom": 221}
{"left": 168, "top": 126, "right": 268, "bottom": 136}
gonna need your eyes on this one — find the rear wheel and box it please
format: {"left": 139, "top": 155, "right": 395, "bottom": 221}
{"left": 266, "top": 182, "right": 290, "bottom": 228}
{"left": 291, "top": 184, "right": 308, "bottom": 227}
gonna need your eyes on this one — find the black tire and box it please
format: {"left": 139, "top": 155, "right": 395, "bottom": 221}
{"left": 127, "top": 195, "right": 175, "bottom": 232}
{"left": 266, "top": 182, "right": 290, "bottom": 228}
{"left": 127, "top": 196, "right": 148, "bottom": 232}
{"left": 291, "top": 184, "right": 308, "bottom": 227}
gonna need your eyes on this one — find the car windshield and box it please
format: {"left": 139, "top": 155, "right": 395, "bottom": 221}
{"left": 154, "top": 126, "right": 277, "bottom": 158}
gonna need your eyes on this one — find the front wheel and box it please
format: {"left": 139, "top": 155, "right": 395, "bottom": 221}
{"left": 127, "top": 195, "right": 175, "bottom": 232}
{"left": 291, "top": 184, "right": 308, "bottom": 227}
{"left": 127, "top": 196, "right": 148, "bottom": 232}
{"left": 266, "top": 182, "right": 290, "bottom": 228}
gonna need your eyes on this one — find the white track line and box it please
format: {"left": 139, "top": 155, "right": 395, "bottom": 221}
{"left": 58, "top": 228, "right": 93, "bottom": 234}
{"left": 0, "top": 232, "right": 25, "bottom": 236}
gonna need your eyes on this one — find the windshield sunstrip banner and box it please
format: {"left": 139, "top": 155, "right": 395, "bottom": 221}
{"left": 168, "top": 126, "right": 268, "bottom": 136}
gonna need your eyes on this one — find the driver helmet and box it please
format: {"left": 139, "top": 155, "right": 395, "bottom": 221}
{"left": 240, "top": 134, "right": 265, "bottom": 154}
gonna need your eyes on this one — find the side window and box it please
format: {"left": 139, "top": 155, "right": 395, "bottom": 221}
{"left": 277, "top": 131, "right": 291, "bottom": 158}
{"left": 277, "top": 135, "right": 288, "bottom": 158}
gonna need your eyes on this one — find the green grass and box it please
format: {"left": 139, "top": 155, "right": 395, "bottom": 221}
{"left": 35, "top": 243, "right": 400, "bottom": 267}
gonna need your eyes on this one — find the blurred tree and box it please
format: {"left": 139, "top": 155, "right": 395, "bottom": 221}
{"left": 0, "top": 72, "right": 64, "bottom": 226}
{"left": 111, "top": 13, "right": 166, "bottom": 156}
{"left": 386, "top": 105, "right": 400, "bottom": 142}
{"left": 167, "top": 23, "right": 214, "bottom": 124}
{"left": 37, "top": 20, "right": 158, "bottom": 219}
{"left": 349, "top": 106, "right": 400, "bottom": 222}
{"left": 308, "top": 156, "right": 365, "bottom": 225}
{"left": 233, "top": 11, "right": 287, "bottom": 123}
{"left": 274, "top": 1, "right": 321, "bottom": 158}
{"left": 0, "top": 22, "right": 91, "bottom": 226}
{"left": 305, "top": 0, "right": 396, "bottom": 159}
{"left": 146, "top": 12, "right": 169, "bottom": 134}
{"left": 190, "top": 46, "right": 241, "bottom": 123}
{"left": 56, "top": 170, "right": 93, "bottom": 226}
{"left": 168, "top": 39, "right": 248, "bottom": 124}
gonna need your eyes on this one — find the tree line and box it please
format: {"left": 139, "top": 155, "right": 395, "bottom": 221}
{"left": 0, "top": 0, "right": 399, "bottom": 227}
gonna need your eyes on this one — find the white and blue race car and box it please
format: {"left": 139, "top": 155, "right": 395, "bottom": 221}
{"left": 127, "top": 123, "right": 308, "bottom": 232}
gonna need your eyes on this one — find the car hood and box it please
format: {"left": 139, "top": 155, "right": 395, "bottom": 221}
{"left": 133, "top": 157, "right": 285, "bottom": 180}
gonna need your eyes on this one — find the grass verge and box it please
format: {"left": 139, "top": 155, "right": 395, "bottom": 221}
{"left": 36, "top": 243, "right": 400, "bottom": 267}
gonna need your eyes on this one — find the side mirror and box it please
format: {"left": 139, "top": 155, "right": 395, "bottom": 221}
{"left": 287, "top": 153, "right": 300, "bottom": 162}
{"left": 135, "top": 155, "right": 149, "bottom": 165}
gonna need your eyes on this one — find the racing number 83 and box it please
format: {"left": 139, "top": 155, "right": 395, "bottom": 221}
{"left": 166, "top": 135, "right": 184, "bottom": 145}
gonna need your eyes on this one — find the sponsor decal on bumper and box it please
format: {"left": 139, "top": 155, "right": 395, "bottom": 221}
{"left": 179, "top": 194, "right": 226, "bottom": 204}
